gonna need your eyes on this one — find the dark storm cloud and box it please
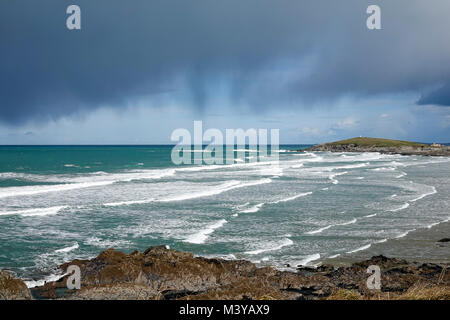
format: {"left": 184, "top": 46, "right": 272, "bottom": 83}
{"left": 1, "top": 0, "right": 450, "bottom": 124}
{"left": 417, "top": 84, "right": 450, "bottom": 107}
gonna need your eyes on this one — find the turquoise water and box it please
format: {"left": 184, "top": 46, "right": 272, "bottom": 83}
{"left": 0, "top": 145, "right": 449, "bottom": 287}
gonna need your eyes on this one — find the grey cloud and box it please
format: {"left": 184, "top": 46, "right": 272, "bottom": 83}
{"left": 1, "top": 0, "right": 450, "bottom": 125}
{"left": 417, "top": 84, "right": 450, "bottom": 106}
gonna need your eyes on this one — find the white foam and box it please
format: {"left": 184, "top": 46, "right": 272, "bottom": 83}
{"left": 328, "top": 254, "right": 341, "bottom": 259}
{"left": 162, "top": 179, "right": 272, "bottom": 202}
{"left": 305, "top": 225, "right": 333, "bottom": 235}
{"left": 364, "top": 214, "right": 377, "bottom": 218}
{"left": 239, "top": 191, "right": 312, "bottom": 214}
{"left": 25, "top": 272, "right": 67, "bottom": 288}
{"left": 305, "top": 218, "right": 357, "bottom": 235}
{"left": 410, "top": 186, "right": 437, "bottom": 202}
{"left": 395, "top": 171, "right": 407, "bottom": 178}
{"left": 333, "top": 163, "right": 369, "bottom": 170}
{"left": 271, "top": 192, "right": 313, "bottom": 204}
{"left": 324, "top": 152, "right": 391, "bottom": 163}
{"left": 244, "top": 238, "right": 293, "bottom": 255}
{"left": 328, "top": 171, "right": 348, "bottom": 184}
{"left": 55, "top": 242, "right": 79, "bottom": 253}
{"left": 0, "top": 169, "right": 177, "bottom": 199}
{"left": 240, "top": 203, "right": 265, "bottom": 213}
{"left": 347, "top": 244, "right": 371, "bottom": 254}
{"left": 338, "top": 218, "right": 358, "bottom": 226}
{"left": 395, "top": 229, "right": 415, "bottom": 239}
{"left": 183, "top": 219, "right": 228, "bottom": 244}
{"left": 0, "top": 206, "right": 67, "bottom": 217}
{"left": 216, "top": 254, "right": 237, "bottom": 260}
{"left": 105, "top": 178, "right": 272, "bottom": 207}
{"left": 104, "top": 198, "right": 155, "bottom": 207}
{"left": 389, "top": 203, "right": 410, "bottom": 212}
{"left": 426, "top": 221, "right": 441, "bottom": 229}
{"left": 371, "top": 167, "right": 397, "bottom": 171}
{"left": 235, "top": 202, "right": 250, "bottom": 209}
{"left": 259, "top": 166, "right": 284, "bottom": 177}
{"left": 85, "top": 237, "right": 132, "bottom": 248}
{"left": 0, "top": 181, "right": 115, "bottom": 199}
{"left": 297, "top": 253, "right": 321, "bottom": 266}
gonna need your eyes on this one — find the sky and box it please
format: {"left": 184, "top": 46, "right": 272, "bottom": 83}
{"left": 1, "top": 0, "right": 450, "bottom": 144}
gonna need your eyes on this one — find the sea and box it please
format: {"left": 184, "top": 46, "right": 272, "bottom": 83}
{"left": 0, "top": 145, "right": 449, "bottom": 287}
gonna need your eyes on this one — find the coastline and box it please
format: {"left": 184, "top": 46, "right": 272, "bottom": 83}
{"left": 3, "top": 172, "right": 450, "bottom": 300}
{"left": 1, "top": 217, "right": 449, "bottom": 300}
{"left": 1, "top": 141, "right": 449, "bottom": 300}
{"left": 304, "top": 137, "right": 450, "bottom": 156}
{"left": 25, "top": 244, "right": 450, "bottom": 300}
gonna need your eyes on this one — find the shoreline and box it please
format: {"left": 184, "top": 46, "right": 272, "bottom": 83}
{"left": 1, "top": 141, "right": 449, "bottom": 300}
{"left": 25, "top": 246, "right": 450, "bottom": 300}
{"left": 3, "top": 208, "right": 450, "bottom": 296}
{"left": 1, "top": 216, "right": 449, "bottom": 300}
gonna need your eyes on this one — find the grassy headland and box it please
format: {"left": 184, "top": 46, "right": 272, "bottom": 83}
{"left": 326, "top": 137, "right": 427, "bottom": 148}
{"left": 306, "top": 137, "right": 449, "bottom": 156}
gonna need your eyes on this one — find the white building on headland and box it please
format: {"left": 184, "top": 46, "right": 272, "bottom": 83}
{"left": 431, "top": 143, "right": 442, "bottom": 147}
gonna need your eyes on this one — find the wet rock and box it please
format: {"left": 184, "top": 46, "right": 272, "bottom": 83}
{"left": 437, "top": 238, "right": 450, "bottom": 243}
{"left": 29, "top": 246, "right": 450, "bottom": 300}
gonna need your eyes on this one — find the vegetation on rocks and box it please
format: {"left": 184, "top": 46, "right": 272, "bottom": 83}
{"left": 22, "top": 246, "right": 449, "bottom": 300}
{"left": 306, "top": 137, "right": 450, "bottom": 156}
{"left": 0, "top": 270, "right": 32, "bottom": 300}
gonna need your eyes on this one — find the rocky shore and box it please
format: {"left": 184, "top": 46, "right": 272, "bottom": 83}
{"left": 1, "top": 245, "right": 448, "bottom": 300}
{"left": 304, "top": 137, "right": 450, "bottom": 156}
{"left": 0, "top": 270, "right": 32, "bottom": 300}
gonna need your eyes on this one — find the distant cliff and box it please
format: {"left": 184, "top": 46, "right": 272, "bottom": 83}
{"left": 305, "top": 137, "right": 450, "bottom": 156}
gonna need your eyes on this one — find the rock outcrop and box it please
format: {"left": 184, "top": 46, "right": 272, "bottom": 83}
{"left": 0, "top": 270, "right": 32, "bottom": 300}
{"left": 304, "top": 137, "right": 450, "bottom": 156}
{"left": 28, "top": 246, "right": 450, "bottom": 300}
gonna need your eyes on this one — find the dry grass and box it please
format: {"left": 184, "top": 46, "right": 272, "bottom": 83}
{"left": 395, "top": 284, "right": 450, "bottom": 300}
{"left": 325, "top": 288, "right": 362, "bottom": 300}
{"left": 325, "top": 284, "right": 450, "bottom": 300}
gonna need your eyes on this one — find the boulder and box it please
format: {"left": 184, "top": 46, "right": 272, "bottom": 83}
{"left": 0, "top": 270, "right": 32, "bottom": 300}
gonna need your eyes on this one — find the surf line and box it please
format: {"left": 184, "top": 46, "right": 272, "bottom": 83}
{"left": 388, "top": 185, "right": 437, "bottom": 212}
{"left": 235, "top": 191, "right": 313, "bottom": 216}
{"left": 105, "top": 178, "right": 273, "bottom": 207}
{"left": 305, "top": 217, "right": 358, "bottom": 235}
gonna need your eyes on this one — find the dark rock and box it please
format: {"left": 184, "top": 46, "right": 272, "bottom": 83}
{"left": 28, "top": 247, "right": 450, "bottom": 300}
{"left": 161, "top": 289, "right": 201, "bottom": 300}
